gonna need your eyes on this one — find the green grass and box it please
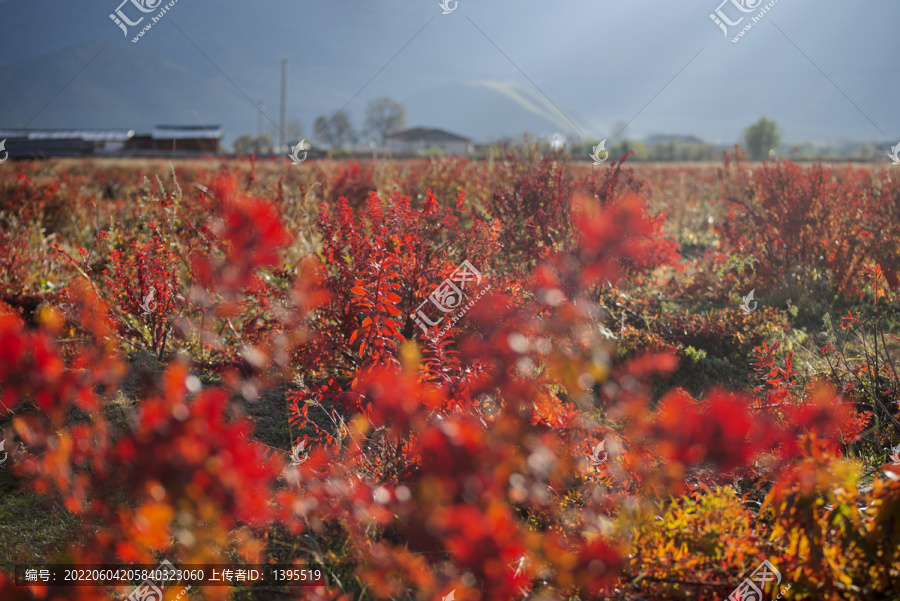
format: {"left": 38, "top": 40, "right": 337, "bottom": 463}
{"left": 0, "top": 471, "right": 83, "bottom": 570}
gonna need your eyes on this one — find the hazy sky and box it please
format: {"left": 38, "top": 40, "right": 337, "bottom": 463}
{"left": 0, "top": 0, "right": 896, "bottom": 145}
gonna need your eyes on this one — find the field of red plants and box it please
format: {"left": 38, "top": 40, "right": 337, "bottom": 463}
{"left": 0, "top": 148, "right": 899, "bottom": 600}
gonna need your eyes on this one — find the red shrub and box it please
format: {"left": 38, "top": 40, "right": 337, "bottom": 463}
{"left": 3, "top": 157, "right": 900, "bottom": 601}
{"left": 329, "top": 160, "right": 375, "bottom": 207}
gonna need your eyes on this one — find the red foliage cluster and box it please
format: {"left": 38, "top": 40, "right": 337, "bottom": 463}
{"left": 293, "top": 187, "right": 500, "bottom": 379}
{"left": 0, "top": 155, "right": 899, "bottom": 601}
{"left": 710, "top": 149, "right": 900, "bottom": 298}
{"left": 328, "top": 161, "right": 375, "bottom": 208}
{"left": 105, "top": 233, "right": 182, "bottom": 358}
{"left": 485, "top": 148, "right": 575, "bottom": 270}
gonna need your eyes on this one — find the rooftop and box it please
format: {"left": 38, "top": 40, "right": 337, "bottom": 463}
{"left": 151, "top": 125, "right": 224, "bottom": 140}
{"left": 385, "top": 127, "right": 471, "bottom": 143}
{"left": 643, "top": 134, "right": 707, "bottom": 146}
{"left": 0, "top": 129, "right": 135, "bottom": 142}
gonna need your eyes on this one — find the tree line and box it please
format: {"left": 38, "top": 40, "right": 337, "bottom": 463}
{"left": 234, "top": 97, "right": 406, "bottom": 155}
{"left": 236, "top": 109, "right": 790, "bottom": 163}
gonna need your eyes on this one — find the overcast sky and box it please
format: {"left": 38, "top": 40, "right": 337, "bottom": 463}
{"left": 0, "top": 0, "right": 896, "bottom": 145}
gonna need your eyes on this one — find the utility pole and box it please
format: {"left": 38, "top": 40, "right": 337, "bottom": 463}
{"left": 280, "top": 59, "right": 288, "bottom": 152}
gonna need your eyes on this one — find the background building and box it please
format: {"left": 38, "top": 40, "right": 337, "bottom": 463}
{"left": 384, "top": 127, "right": 473, "bottom": 156}
{"left": 126, "top": 125, "right": 224, "bottom": 155}
{"left": 0, "top": 125, "right": 223, "bottom": 158}
{"left": 0, "top": 129, "right": 135, "bottom": 158}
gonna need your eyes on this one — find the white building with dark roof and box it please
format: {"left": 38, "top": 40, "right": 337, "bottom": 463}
{"left": 0, "top": 125, "right": 224, "bottom": 158}
{"left": 0, "top": 129, "right": 135, "bottom": 158}
{"left": 384, "top": 127, "right": 473, "bottom": 156}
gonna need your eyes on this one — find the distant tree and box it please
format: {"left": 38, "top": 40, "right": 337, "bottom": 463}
{"left": 233, "top": 135, "right": 253, "bottom": 156}
{"left": 233, "top": 134, "right": 272, "bottom": 156}
{"left": 648, "top": 141, "right": 678, "bottom": 162}
{"left": 664, "top": 141, "right": 676, "bottom": 161}
{"left": 858, "top": 144, "right": 876, "bottom": 158}
{"left": 257, "top": 134, "right": 273, "bottom": 154}
{"left": 421, "top": 145, "right": 445, "bottom": 157}
{"left": 286, "top": 119, "right": 303, "bottom": 144}
{"left": 690, "top": 143, "right": 717, "bottom": 161}
{"left": 743, "top": 117, "right": 781, "bottom": 161}
{"left": 627, "top": 140, "right": 648, "bottom": 161}
{"left": 610, "top": 119, "right": 630, "bottom": 140}
{"left": 313, "top": 117, "right": 329, "bottom": 147}
{"left": 819, "top": 143, "right": 837, "bottom": 157}
{"left": 313, "top": 112, "right": 358, "bottom": 149}
{"left": 609, "top": 139, "right": 647, "bottom": 161}
{"left": 364, "top": 97, "right": 406, "bottom": 144}
{"left": 789, "top": 142, "right": 815, "bottom": 158}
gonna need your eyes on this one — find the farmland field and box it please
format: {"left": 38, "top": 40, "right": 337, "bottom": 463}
{"left": 1, "top": 150, "right": 899, "bottom": 600}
